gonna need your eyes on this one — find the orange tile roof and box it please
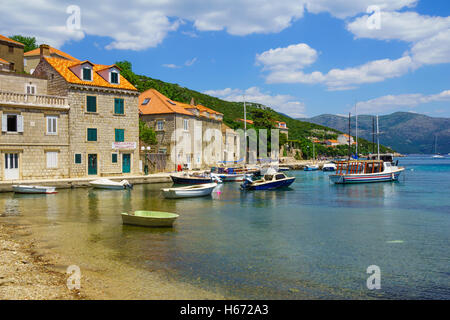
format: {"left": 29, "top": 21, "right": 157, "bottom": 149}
{"left": 0, "top": 34, "right": 24, "bottom": 46}
{"left": 0, "top": 57, "right": 9, "bottom": 64}
{"left": 196, "top": 104, "right": 223, "bottom": 115}
{"left": 24, "top": 46, "right": 79, "bottom": 61}
{"left": 139, "top": 89, "right": 194, "bottom": 116}
{"left": 44, "top": 57, "right": 137, "bottom": 91}
{"left": 327, "top": 139, "right": 339, "bottom": 143}
{"left": 236, "top": 118, "right": 254, "bottom": 124}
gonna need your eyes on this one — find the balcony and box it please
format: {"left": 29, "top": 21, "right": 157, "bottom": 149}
{"left": 0, "top": 91, "right": 69, "bottom": 109}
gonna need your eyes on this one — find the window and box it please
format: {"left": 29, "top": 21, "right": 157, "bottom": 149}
{"left": 86, "top": 96, "right": 97, "bottom": 112}
{"left": 115, "top": 129, "right": 124, "bottom": 142}
{"left": 46, "top": 152, "right": 58, "bottom": 168}
{"left": 2, "top": 114, "right": 23, "bottom": 133}
{"left": 82, "top": 68, "right": 92, "bottom": 81}
{"left": 112, "top": 153, "right": 118, "bottom": 163}
{"left": 183, "top": 119, "right": 189, "bottom": 131}
{"left": 87, "top": 128, "right": 97, "bottom": 141}
{"left": 275, "top": 174, "right": 285, "bottom": 180}
{"left": 114, "top": 98, "right": 124, "bottom": 114}
{"left": 26, "top": 84, "right": 36, "bottom": 95}
{"left": 157, "top": 120, "right": 164, "bottom": 131}
{"left": 110, "top": 72, "right": 119, "bottom": 84}
{"left": 74, "top": 154, "right": 82, "bottom": 164}
{"left": 159, "top": 148, "right": 167, "bottom": 154}
{"left": 46, "top": 116, "right": 57, "bottom": 134}
{"left": 142, "top": 98, "right": 150, "bottom": 105}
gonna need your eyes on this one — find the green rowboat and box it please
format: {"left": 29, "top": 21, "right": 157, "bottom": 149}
{"left": 121, "top": 211, "right": 179, "bottom": 227}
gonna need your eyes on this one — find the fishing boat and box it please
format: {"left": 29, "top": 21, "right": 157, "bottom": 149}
{"left": 322, "top": 163, "right": 336, "bottom": 172}
{"left": 161, "top": 183, "right": 217, "bottom": 199}
{"left": 12, "top": 185, "right": 57, "bottom": 194}
{"left": 329, "top": 160, "right": 405, "bottom": 184}
{"left": 241, "top": 170, "right": 295, "bottom": 190}
{"left": 170, "top": 173, "right": 214, "bottom": 184}
{"left": 121, "top": 211, "right": 179, "bottom": 227}
{"left": 304, "top": 164, "right": 319, "bottom": 171}
{"left": 89, "top": 178, "right": 132, "bottom": 189}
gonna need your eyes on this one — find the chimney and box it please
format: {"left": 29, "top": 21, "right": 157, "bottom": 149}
{"left": 40, "top": 44, "right": 50, "bottom": 60}
{"left": 190, "top": 97, "right": 195, "bottom": 106}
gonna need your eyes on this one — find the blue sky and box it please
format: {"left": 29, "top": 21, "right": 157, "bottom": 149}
{"left": 2, "top": 0, "right": 450, "bottom": 118}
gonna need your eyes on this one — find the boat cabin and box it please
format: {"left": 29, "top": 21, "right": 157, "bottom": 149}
{"left": 335, "top": 160, "right": 387, "bottom": 175}
{"left": 367, "top": 153, "right": 394, "bottom": 163}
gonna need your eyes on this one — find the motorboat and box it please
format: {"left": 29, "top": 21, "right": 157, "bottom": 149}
{"left": 304, "top": 164, "right": 319, "bottom": 171}
{"left": 121, "top": 211, "right": 179, "bottom": 227}
{"left": 278, "top": 167, "right": 290, "bottom": 172}
{"left": 170, "top": 173, "right": 215, "bottom": 184}
{"left": 89, "top": 178, "right": 132, "bottom": 189}
{"left": 322, "top": 163, "right": 336, "bottom": 171}
{"left": 432, "top": 154, "right": 444, "bottom": 159}
{"left": 241, "top": 170, "right": 295, "bottom": 190}
{"left": 211, "top": 172, "right": 251, "bottom": 182}
{"left": 161, "top": 183, "right": 217, "bottom": 199}
{"left": 329, "top": 160, "right": 405, "bottom": 184}
{"left": 12, "top": 185, "right": 57, "bottom": 194}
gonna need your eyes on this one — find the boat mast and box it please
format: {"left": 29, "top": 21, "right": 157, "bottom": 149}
{"left": 376, "top": 115, "right": 380, "bottom": 160}
{"left": 355, "top": 103, "right": 358, "bottom": 157}
{"left": 372, "top": 116, "right": 375, "bottom": 154}
{"left": 243, "top": 95, "right": 247, "bottom": 166}
{"left": 348, "top": 112, "right": 351, "bottom": 160}
{"left": 434, "top": 135, "right": 438, "bottom": 154}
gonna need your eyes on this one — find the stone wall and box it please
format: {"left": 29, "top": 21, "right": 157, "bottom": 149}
{"left": 0, "top": 72, "right": 48, "bottom": 95}
{"left": 33, "top": 59, "right": 68, "bottom": 96}
{"left": 0, "top": 41, "right": 24, "bottom": 73}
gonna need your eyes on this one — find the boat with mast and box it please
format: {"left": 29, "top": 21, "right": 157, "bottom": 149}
{"left": 329, "top": 115, "right": 405, "bottom": 184}
{"left": 432, "top": 135, "right": 444, "bottom": 158}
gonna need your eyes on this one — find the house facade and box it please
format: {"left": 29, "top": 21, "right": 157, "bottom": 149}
{"left": 24, "top": 44, "right": 79, "bottom": 74}
{"left": 0, "top": 35, "right": 24, "bottom": 73}
{"left": 0, "top": 72, "right": 70, "bottom": 181}
{"left": 33, "top": 55, "right": 140, "bottom": 177}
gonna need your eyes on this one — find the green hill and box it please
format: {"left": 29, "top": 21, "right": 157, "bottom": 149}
{"left": 117, "top": 61, "right": 393, "bottom": 158}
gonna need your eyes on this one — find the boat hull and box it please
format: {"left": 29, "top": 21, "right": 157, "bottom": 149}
{"left": 89, "top": 183, "right": 125, "bottom": 190}
{"left": 121, "top": 211, "right": 179, "bottom": 227}
{"left": 330, "top": 170, "right": 404, "bottom": 184}
{"left": 170, "top": 175, "right": 212, "bottom": 184}
{"left": 243, "top": 177, "right": 296, "bottom": 190}
{"left": 162, "top": 183, "right": 217, "bottom": 199}
{"left": 12, "top": 185, "right": 57, "bottom": 194}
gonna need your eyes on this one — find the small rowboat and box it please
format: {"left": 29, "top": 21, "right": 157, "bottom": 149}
{"left": 12, "top": 185, "right": 57, "bottom": 194}
{"left": 89, "top": 178, "right": 132, "bottom": 190}
{"left": 162, "top": 183, "right": 217, "bottom": 199}
{"left": 121, "top": 211, "right": 179, "bottom": 227}
{"left": 170, "top": 174, "right": 213, "bottom": 184}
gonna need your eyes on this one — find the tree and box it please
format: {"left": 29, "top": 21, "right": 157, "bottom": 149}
{"left": 9, "top": 35, "right": 38, "bottom": 52}
{"left": 115, "top": 60, "right": 139, "bottom": 88}
{"left": 139, "top": 120, "right": 157, "bottom": 145}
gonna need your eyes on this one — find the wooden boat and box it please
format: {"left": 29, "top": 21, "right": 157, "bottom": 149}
{"left": 304, "top": 164, "right": 319, "bottom": 171}
{"left": 322, "top": 163, "right": 336, "bottom": 171}
{"left": 170, "top": 174, "right": 213, "bottom": 184}
{"left": 241, "top": 171, "right": 295, "bottom": 190}
{"left": 89, "top": 178, "right": 132, "bottom": 189}
{"left": 121, "top": 211, "right": 179, "bottom": 227}
{"left": 329, "top": 160, "right": 405, "bottom": 184}
{"left": 161, "top": 183, "right": 217, "bottom": 199}
{"left": 12, "top": 185, "right": 57, "bottom": 194}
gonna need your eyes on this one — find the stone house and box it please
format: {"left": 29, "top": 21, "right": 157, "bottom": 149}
{"left": 275, "top": 121, "right": 289, "bottom": 139}
{"left": 337, "top": 134, "right": 355, "bottom": 146}
{"left": 33, "top": 55, "right": 140, "bottom": 177}
{"left": 0, "top": 34, "right": 24, "bottom": 73}
{"left": 24, "top": 44, "right": 79, "bottom": 74}
{"left": 0, "top": 71, "right": 70, "bottom": 181}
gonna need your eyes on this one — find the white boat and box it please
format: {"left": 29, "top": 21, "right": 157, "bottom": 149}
{"left": 304, "top": 164, "right": 319, "bottom": 171}
{"left": 12, "top": 185, "right": 57, "bottom": 194}
{"left": 89, "top": 178, "right": 132, "bottom": 190}
{"left": 211, "top": 172, "right": 251, "bottom": 182}
{"left": 121, "top": 211, "right": 179, "bottom": 227}
{"left": 161, "top": 183, "right": 217, "bottom": 199}
{"left": 329, "top": 160, "right": 405, "bottom": 184}
{"left": 432, "top": 154, "right": 444, "bottom": 159}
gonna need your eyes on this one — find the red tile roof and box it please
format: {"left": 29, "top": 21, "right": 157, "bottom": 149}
{"left": 236, "top": 118, "right": 254, "bottom": 124}
{"left": 44, "top": 57, "right": 137, "bottom": 91}
{"left": 139, "top": 89, "right": 194, "bottom": 116}
{"left": 0, "top": 34, "right": 24, "bottom": 46}
{"left": 0, "top": 57, "right": 9, "bottom": 64}
{"left": 24, "top": 46, "right": 79, "bottom": 61}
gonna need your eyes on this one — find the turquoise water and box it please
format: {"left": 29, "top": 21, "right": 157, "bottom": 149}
{"left": 1, "top": 155, "right": 449, "bottom": 299}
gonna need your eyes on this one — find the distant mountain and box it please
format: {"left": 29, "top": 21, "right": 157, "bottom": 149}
{"left": 300, "top": 112, "right": 450, "bottom": 154}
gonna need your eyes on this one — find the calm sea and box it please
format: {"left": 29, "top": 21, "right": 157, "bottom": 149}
{"left": 1, "top": 155, "right": 449, "bottom": 299}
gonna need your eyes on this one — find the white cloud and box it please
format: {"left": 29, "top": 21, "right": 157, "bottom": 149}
{"left": 204, "top": 87, "right": 307, "bottom": 118}
{"left": 356, "top": 89, "right": 450, "bottom": 114}
{"left": 162, "top": 63, "right": 180, "bottom": 69}
{"left": 256, "top": 43, "right": 318, "bottom": 72}
{"left": 410, "top": 29, "right": 450, "bottom": 65}
{"left": 185, "top": 57, "right": 197, "bottom": 66}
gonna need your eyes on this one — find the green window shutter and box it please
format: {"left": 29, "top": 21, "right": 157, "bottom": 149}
{"left": 74, "top": 154, "right": 82, "bottom": 164}
{"left": 115, "top": 129, "right": 124, "bottom": 142}
{"left": 87, "top": 128, "right": 97, "bottom": 141}
{"left": 83, "top": 68, "right": 91, "bottom": 81}
{"left": 111, "top": 72, "right": 119, "bottom": 84}
{"left": 112, "top": 153, "right": 118, "bottom": 163}
{"left": 114, "top": 98, "right": 124, "bottom": 114}
{"left": 86, "top": 96, "right": 97, "bottom": 112}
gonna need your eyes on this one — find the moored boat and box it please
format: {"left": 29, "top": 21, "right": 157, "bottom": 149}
{"left": 278, "top": 166, "right": 290, "bottom": 172}
{"left": 121, "top": 211, "right": 179, "bottom": 227}
{"left": 89, "top": 178, "right": 132, "bottom": 189}
{"left": 241, "top": 171, "right": 295, "bottom": 190}
{"left": 304, "top": 164, "right": 319, "bottom": 171}
{"left": 322, "top": 163, "right": 336, "bottom": 172}
{"left": 212, "top": 172, "right": 250, "bottom": 182}
{"left": 12, "top": 185, "right": 57, "bottom": 194}
{"left": 329, "top": 160, "right": 405, "bottom": 184}
{"left": 170, "top": 174, "right": 213, "bottom": 184}
{"left": 161, "top": 183, "right": 217, "bottom": 199}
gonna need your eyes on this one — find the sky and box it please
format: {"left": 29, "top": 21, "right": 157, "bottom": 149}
{"left": 1, "top": 0, "right": 450, "bottom": 118}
